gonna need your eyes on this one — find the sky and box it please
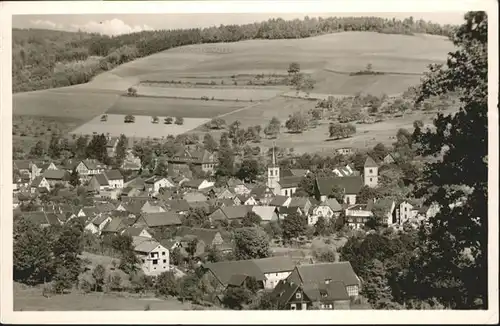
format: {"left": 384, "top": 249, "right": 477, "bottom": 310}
{"left": 12, "top": 12, "right": 467, "bottom": 36}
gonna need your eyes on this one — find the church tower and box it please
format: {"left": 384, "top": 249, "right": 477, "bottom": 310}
{"left": 267, "top": 143, "right": 280, "bottom": 193}
{"left": 364, "top": 156, "right": 379, "bottom": 188}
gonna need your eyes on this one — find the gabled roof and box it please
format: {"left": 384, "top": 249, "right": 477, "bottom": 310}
{"left": 295, "top": 262, "right": 359, "bottom": 286}
{"left": 288, "top": 197, "right": 310, "bottom": 208}
{"left": 252, "top": 256, "right": 295, "bottom": 274}
{"left": 14, "top": 160, "right": 32, "bottom": 170}
{"left": 145, "top": 175, "right": 171, "bottom": 184}
{"left": 42, "top": 170, "right": 68, "bottom": 180}
{"left": 315, "top": 176, "right": 364, "bottom": 195}
{"left": 278, "top": 206, "right": 302, "bottom": 215}
{"left": 302, "top": 281, "right": 350, "bottom": 302}
{"left": 132, "top": 236, "right": 162, "bottom": 254}
{"left": 91, "top": 214, "right": 110, "bottom": 226}
{"left": 216, "top": 198, "right": 236, "bottom": 207}
{"left": 269, "top": 195, "right": 290, "bottom": 207}
{"left": 227, "top": 274, "right": 250, "bottom": 287}
{"left": 183, "top": 192, "right": 208, "bottom": 203}
{"left": 104, "top": 169, "right": 123, "bottom": 181}
{"left": 93, "top": 174, "right": 109, "bottom": 186}
{"left": 95, "top": 202, "right": 116, "bottom": 213}
{"left": 31, "top": 176, "right": 46, "bottom": 188}
{"left": 321, "top": 198, "right": 342, "bottom": 212}
{"left": 101, "top": 217, "right": 128, "bottom": 233}
{"left": 272, "top": 280, "right": 301, "bottom": 307}
{"left": 251, "top": 206, "right": 277, "bottom": 221}
{"left": 249, "top": 186, "right": 273, "bottom": 198}
{"left": 81, "top": 206, "right": 99, "bottom": 217}
{"left": 82, "top": 159, "right": 105, "bottom": 170}
{"left": 177, "top": 227, "right": 222, "bottom": 246}
{"left": 209, "top": 205, "right": 252, "bottom": 221}
{"left": 141, "top": 212, "right": 182, "bottom": 227}
{"left": 364, "top": 156, "right": 378, "bottom": 168}
{"left": 203, "top": 260, "right": 266, "bottom": 285}
{"left": 182, "top": 179, "right": 206, "bottom": 189}
{"left": 278, "top": 176, "right": 303, "bottom": 188}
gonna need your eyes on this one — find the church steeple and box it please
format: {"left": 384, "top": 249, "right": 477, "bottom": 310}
{"left": 267, "top": 142, "right": 280, "bottom": 193}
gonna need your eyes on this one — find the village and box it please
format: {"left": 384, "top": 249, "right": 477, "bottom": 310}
{"left": 12, "top": 126, "right": 444, "bottom": 310}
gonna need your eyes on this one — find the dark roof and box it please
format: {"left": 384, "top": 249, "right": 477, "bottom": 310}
{"left": 164, "top": 199, "right": 190, "bottom": 212}
{"left": 272, "top": 280, "right": 301, "bottom": 307}
{"left": 252, "top": 256, "right": 295, "bottom": 274}
{"left": 178, "top": 227, "right": 221, "bottom": 246}
{"left": 96, "top": 202, "right": 115, "bottom": 213}
{"left": 182, "top": 179, "right": 206, "bottom": 189}
{"left": 322, "top": 198, "right": 342, "bottom": 211}
{"left": 227, "top": 274, "right": 249, "bottom": 287}
{"left": 364, "top": 156, "right": 378, "bottom": 168}
{"left": 302, "top": 281, "right": 350, "bottom": 302}
{"left": 216, "top": 198, "right": 235, "bottom": 207}
{"left": 44, "top": 213, "right": 61, "bottom": 226}
{"left": 104, "top": 169, "right": 123, "bottom": 180}
{"left": 101, "top": 217, "right": 127, "bottom": 233}
{"left": 31, "top": 176, "right": 45, "bottom": 188}
{"left": 209, "top": 206, "right": 252, "bottom": 221}
{"left": 315, "top": 176, "right": 363, "bottom": 195}
{"left": 14, "top": 160, "right": 31, "bottom": 170}
{"left": 269, "top": 195, "right": 290, "bottom": 207}
{"left": 278, "top": 176, "right": 302, "bottom": 188}
{"left": 42, "top": 170, "right": 68, "bottom": 180}
{"left": 278, "top": 206, "right": 302, "bottom": 215}
{"left": 142, "top": 212, "right": 182, "bottom": 227}
{"left": 94, "top": 174, "right": 109, "bottom": 186}
{"left": 82, "top": 159, "right": 105, "bottom": 170}
{"left": 82, "top": 207, "right": 99, "bottom": 217}
{"left": 121, "top": 199, "right": 148, "bottom": 214}
{"left": 250, "top": 186, "right": 273, "bottom": 197}
{"left": 92, "top": 214, "right": 110, "bottom": 226}
{"left": 203, "top": 260, "right": 266, "bottom": 285}
{"left": 295, "top": 262, "right": 359, "bottom": 286}
{"left": 288, "top": 197, "right": 310, "bottom": 208}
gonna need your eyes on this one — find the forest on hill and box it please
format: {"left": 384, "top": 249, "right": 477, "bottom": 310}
{"left": 12, "top": 15, "right": 457, "bottom": 93}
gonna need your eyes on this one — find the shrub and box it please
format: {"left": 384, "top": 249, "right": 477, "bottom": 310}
{"left": 175, "top": 117, "right": 184, "bottom": 125}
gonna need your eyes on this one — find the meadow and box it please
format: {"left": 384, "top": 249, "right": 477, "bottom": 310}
{"left": 135, "top": 85, "right": 283, "bottom": 101}
{"left": 70, "top": 114, "right": 210, "bottom": 138}
{"left": 106, "top": 96, "right": 245, "bottom": 118}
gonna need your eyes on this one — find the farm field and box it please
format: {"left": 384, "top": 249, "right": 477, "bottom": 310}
{"left": 70, "top": 114, "right": 210, "bottom": 138}
{"left": 106, "top": 96, "right": 246, "bottom": 118}
{"left": 135, "top": 85, "right": 283, "bottom": 101}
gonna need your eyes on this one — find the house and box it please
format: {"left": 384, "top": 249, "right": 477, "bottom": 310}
{"left": 251, "top": 206, "right": 279, "bottom": 224}
{"left": 276, "top": 176, "right": 302, "bottom": 197}
{"left": 269, "top": 195, "right": 292, "bottom": 208}
{"left": 373, "top": 198, "right": 396, "bottom": 226}
{"left": 181, "top": 179, "right": 214, "bottom": 191}
{"left": 286, "top": 262, "right": 361, "bottom": 298}
{"left": 100, "top": 217, "right": 133, "bottom": 235}
{"left": 209, "top": 206, "right": 252, "bottom": 223}
{"left": 13, "top": 160, "right": 33, "bottom": 178}
{"left": 345, "top": 202, "right": 374, "bottom": 229}
{"left": 132, "top": 236, "right": 170, "bottom": 276}
{"left": 42, "top": 170, "right": 70, "bottom": 187}
{"left": 314, "top": 176, "right": 364, "bottom": 205}
{"left": 21, "top": 211, "right": 61, "bottom": 228}
{"left": 144, "top": 176, "right": 175, "bottom": 194}
{"left": 288, "top": 197, "right": 312, "bottom": 216}
{"left": 201, "top": 260, "right": 267, "bottom": 292}
{"left": 235, "top": 194, "right": 258, "bottom": 206}
{"left": 38, "top": 162, "right": 59, "bottom": 175}
{"left": 121, "top": 150, "right": 142, "bottom": 171}
{"left": 281, "top": 169, "right": 310, "bottom": 178}
{"left": 177, "top": 227, "right": 228, "bottom": 251}
{"left": 335, "top": 147, "right": 354, "bottom": 156}
{"left": 213, "top": 188, "right": 235, "bottom": 200}
{"left": 277, "top": 206, "right": 303, "bottom": 220}
{"left": 84, "top": 214, "right": 112, "bottom": 235}
{"left": 271, "top": 279, "right": 351, "bottom": 310}
{"left": 30, "top": 176, "right": 50, "bottom": 193}
{"left": 88, "top": 174, "right": 110, "bottom": 192}
{"left": 73, "top": 159, "right": 106, "bottom": 181}
{"left": 249, "top": 186, "right": 275, "bottom": 204}
{"left": 138, "top": 212, "right": 183, "bottom": 228}
{"left": 252, "top": 256, "right": 295, "bottom": 289}
{"left": 168, "top": 148, "right": 217, "bottom": 175}
{"left": 121, "top": 226, "right": 153, "bottom": 238}
{"left": 104, "top": 169, "right": 124, "bottom": 189}
{"left": 227, "top": 178, "right": 251, "bottom": 195}
{"left": 383, "top": 153, "right": 396, "bottom": 164}
{"left": 310, "top": 198, "right": 342, "bottom": 225}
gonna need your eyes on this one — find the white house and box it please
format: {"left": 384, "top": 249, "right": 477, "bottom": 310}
{"left": 345, "top": 204, "right": 373, "bottom": 229}
{"left": 132, "top": 236, "right": 170, "bottom": 276}
{"left": 30, "top": 176, "right": 50, "bottom": 193}
{"left": 85, "top": 215, "right": 112, "bottom": 235}
{"left": 309, "top": 198, "right": 342, "bottom": 225}
{"left": 182, "top": 179, "right": 214, "bottom": 191}
{"left": 253, "top": 256, "right": 296, "bottom": 290}
{"left": 145, "top": 176, "right": 175, "bottom": 194}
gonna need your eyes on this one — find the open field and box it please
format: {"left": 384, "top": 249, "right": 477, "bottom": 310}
{"left": 106, "top": 96, "right": 246, "bottom": 118}
{"left": 70, "top": 114, "right": 210, "bottom": 138}
{"left": 13, "top": 89, "right": 120, "bottom": 121}
{"left": 14, "top": 282, "right": 194, "bottom": 311}
{"left": 135, "top": 85, "right": 283, "bottom": 101}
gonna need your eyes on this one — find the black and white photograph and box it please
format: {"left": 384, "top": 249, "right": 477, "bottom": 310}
{"left": 0, "top": 0, "right": 498, "bottom": 324}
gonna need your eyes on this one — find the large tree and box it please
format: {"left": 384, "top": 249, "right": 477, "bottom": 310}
{"left": 282, "top": 212, "right": 307, "bottom": 242}
{"left": 409, "top": 11, "right": 488, "bottom": 309}
{"left": 233, "top": 227, "right": 270, "bottom": 260}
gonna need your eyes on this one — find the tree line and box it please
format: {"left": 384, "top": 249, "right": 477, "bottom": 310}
{"left": 13, "top": 15, "right": 455, "bottom": 92}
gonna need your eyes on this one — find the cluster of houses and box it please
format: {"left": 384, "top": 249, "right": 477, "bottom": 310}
{"left": 13, "top": 144, "right": 444, "bottom": 309}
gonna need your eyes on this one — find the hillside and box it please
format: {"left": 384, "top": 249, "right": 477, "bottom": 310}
{"left": 12, "top": 15, "right": 456, "bottom": 93}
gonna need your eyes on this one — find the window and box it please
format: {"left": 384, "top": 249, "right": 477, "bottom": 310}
{"left": 290, "top": 304, "right": 297, "bottom": 310}
{"left": 296, "top": 292, "right": 302, "bottom": 299}
{"left": 150, "top": 252, "right": 155, "bottom": 258}
{"left": 162, "top": 252, "right": 165, "bottom": 256}
{"left": 142, "top": 259, "right": 145, "bottom": 263}
{"left": 163, "top": 259, "right": 166, "bottom": 263}
{"left": 370, "top": 178, "right": 373, "bottom": 182}
{"left": 285, "top": 189, "right": 288, "bottom": 196}
{"left": 152, "top": 259, "right": 158, "bottom": 265}
{"left": 325, "top": 279, "right": 332, "bottom": 284}
{"left": 369, "top": 169, "right": 373, "bottom": 174}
